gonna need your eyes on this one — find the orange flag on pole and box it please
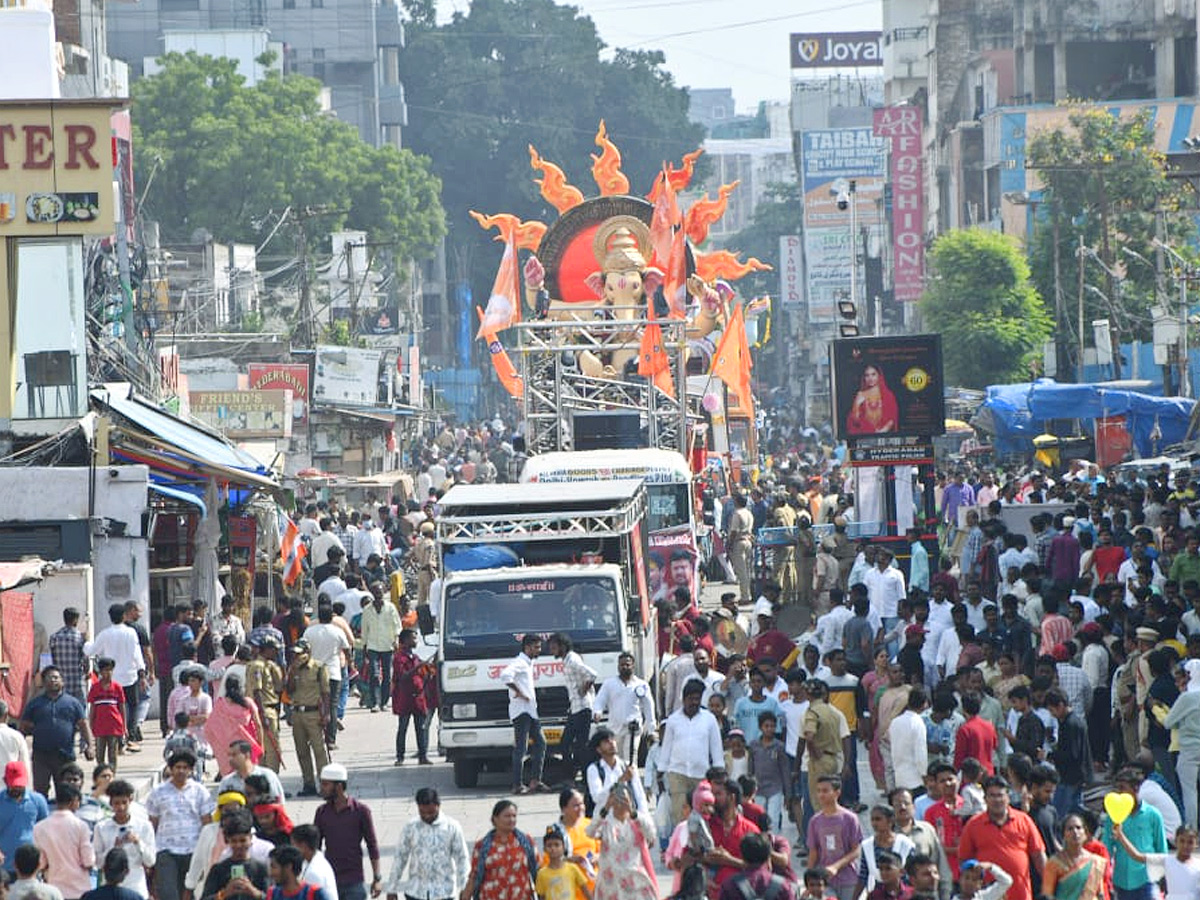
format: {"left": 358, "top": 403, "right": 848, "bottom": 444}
{"left": 709, "top": 302, "right": 754, "bottom": 418}
{"left": 280, "top": 516, "right": 307, "bottom": 587}
{"left": 477, "top": 307, "right": 524, "bottom": 398}
{"left": 476, "top": 235, "right": 521, "bottom": 338}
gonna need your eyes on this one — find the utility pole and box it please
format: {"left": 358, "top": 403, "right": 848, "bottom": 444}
{"left": 1077, "top": 235, "right": 1086, "bottom": 383}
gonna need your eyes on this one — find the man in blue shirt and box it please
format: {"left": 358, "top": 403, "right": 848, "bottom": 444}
{"left": 1103, "top": 767, "right": 1167, "bottom": 900}
{"left": 0, "top": 761, "right": 48, "bottom": 872}
{"left": 18, "top": 667, "right": 92, "bottom": 795}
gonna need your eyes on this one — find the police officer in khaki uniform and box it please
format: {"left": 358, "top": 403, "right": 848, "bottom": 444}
{"left": 286, "top": 638, "right": 330, "bottom": 796}
{"left": 413, "top": 521, "right": 438, "bottom": 606}
{"left": 770, "top": 495, "right": 799, "bottom": 605}
{"left": 246, "top": 637, "right": 284, "bottom": 772}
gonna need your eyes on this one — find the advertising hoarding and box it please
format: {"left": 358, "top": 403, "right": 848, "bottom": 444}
{"left": 830, "top": 335, "right": 945, "bottom": 441}
{"left": 873, "top": 106, "right": 925, "bottom": 301}
{"left": 190, "top": 390, "right": 293, "bottom": 438}
{"left": 800, "top": 128, "right": 887, "bottom": 323}
{"left": 313, "top": 345, "right": 383, "bottom": 407}
{"left": 790, "top": 32, "right": 883, "bottom": 69}
{"left": 247, "top": 363, "right": 310, "bottom": 425}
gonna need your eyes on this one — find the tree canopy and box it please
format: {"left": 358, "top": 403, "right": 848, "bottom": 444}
{"left": 132, "top": 52, "right": 445, "bottom": 262}
{"left": 1026, "top": 107, "right": 1194, "bottom": 368}
{"left": 397, "top": 0, "right": 707, "bottom": 290}
{"left": 920, "top": 228, "right": 1051, "bottom": 389}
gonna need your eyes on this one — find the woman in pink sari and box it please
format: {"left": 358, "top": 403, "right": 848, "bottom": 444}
{"left": 861, "top": 648, "right": 891, "bottom": 791}
{"left": 204, "top": 673, "right": 264, "bottom": 777}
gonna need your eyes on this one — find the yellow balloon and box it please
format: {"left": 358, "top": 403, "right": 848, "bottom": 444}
{"left": 1104, "top": 791, "right": 1135, "bottom": 825}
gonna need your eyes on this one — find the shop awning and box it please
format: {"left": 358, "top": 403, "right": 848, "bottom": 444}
{"left": 316, "top": 405, "right": 416, "bottom": 422}
{"left": 149, "top": 483, "right": 208, "bottom": 517}
{"left": 0, "top": 560, "right": 47, "bottom": 591}
{"left": 92, "top": 386, "right": 282, "bottom": 498}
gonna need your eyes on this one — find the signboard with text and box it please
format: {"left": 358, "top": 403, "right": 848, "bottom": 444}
{"left": 247, "top": 363, "right": 310, "bottom": 425}
{"left": 830, "top": 335, "right": 945, "bottom": 442}
{"left": 873, "top": 106, "right": 926, "bottom": 301}
{"left": 800, "top": 128, "right": 887, "bottom": 322}
{"left": 790, "top": 32, "right": 883, "bottom": 69}
{"left": 190, "top": 389, "right": 293, "bottom": 438}
{"left": 848, "top": 438, "right": 935, "bottom": 467}
{"left": 0, "top": 101, "right": 118, "bottom": 237}
{"left": 779, "top": 235, "right": 803, "bottom": 308}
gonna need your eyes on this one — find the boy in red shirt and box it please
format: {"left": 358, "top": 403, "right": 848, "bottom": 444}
{"left": 924, "top": 763, "right": 966, "bottom": 880}
{"left": 87, "top": 657, "right": 126, "bottom": 770}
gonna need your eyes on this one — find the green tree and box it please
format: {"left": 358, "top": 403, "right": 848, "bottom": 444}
{"left": 398, "top": 0, "right": 706, "bottom": 294}
{"left": 133, "top": 52, "right": 445, "bottom": 263}
{"left": 1026, "top": 107, "right": 1194, "bottom": 371}
{"left": 920, "top": 228, "right": 1052, "bottom": 388}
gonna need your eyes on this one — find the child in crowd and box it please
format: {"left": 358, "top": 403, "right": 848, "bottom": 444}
{"left": 867, "top": 850, "right": 913, "bottom": 900}
{"left": 87, "top": 658, "right": 126, "bottom": 770}
{"left": 958, "top": 758, "right": 986, "bottom": 818}
{"left": 1113, "top": 822, "right": 1200, "bottom": 900}
{"left": 799, "top": 867, "right": 837, "bottom": 900}
{"left": 952, "top": 860, "right": 1013, "bottom": 900}
{"left": 724, "top": 729, "right": 750, "bottom": 780}
{"left": 707, "top": 693, "right": 730, "bottom": 739}
{"left": 536, "top": 824, "right": 591, "bottom": 900}
{"left": 163, "top": 711, "right": 200, "bottom": 779}
{"left": 749, "top": 711, "right": 790, "bottom": 833}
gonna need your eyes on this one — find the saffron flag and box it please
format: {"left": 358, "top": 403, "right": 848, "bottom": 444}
{"left": 710, "top": 302, "right": 754, "bottom": 417}
{"left": 649, "top": 166, "right": 688, "bottom": 319}
{"left": 280, "top": 516, "right": 307, "bottom": 587}
{"left": 477, "top": 307, "right": 524, "bottom": 398}
{"left": 476, "top": 235, "right": 521, "bottom": 338}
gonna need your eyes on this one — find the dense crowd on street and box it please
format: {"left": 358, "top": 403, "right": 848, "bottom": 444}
{"left": 6, "top": 415, "right": 1200, "bottom": 900}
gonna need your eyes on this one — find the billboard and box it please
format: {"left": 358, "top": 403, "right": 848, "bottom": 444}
{"left": 873, "top": 106, "right": 926, "bottom": 301}
{"left": 800, "top": 128, "right": 887, "bottom": 323}
{"left": 247, "top": 363, "right": 310, "bottom": 425}
{"left": 830, "top": 335, "right": 945, "bottom": 441}
{"left": 313, "top": 345, "right": 382, "bottom": 407}
{"left": 190, "top": 390, "right": 293, "bottom": 438}
{"left": 790, "top": 32, "right": 882, "bottom": 69}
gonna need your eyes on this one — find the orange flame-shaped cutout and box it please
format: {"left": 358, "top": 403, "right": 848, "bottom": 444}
{"left": 648, "top": 149, "right": 704, "bottom": 202}
{"left": 694, "top": 250, "right": 772, "bottom": 283}
{"left": 469, "top": 210, "right": 547, "bottom": 252}
{"left": 684, "top": 180, "right": 740, "bottom": 245}
{"left": 590, "top": 120, "right": 630, "bottom": 196}
{"left": 528, "top": 145, "right": 584, "bottom": 213}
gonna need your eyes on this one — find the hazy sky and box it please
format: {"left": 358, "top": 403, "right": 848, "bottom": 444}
{"left": 434, "top": 0, "right": 884, "bottom": 113}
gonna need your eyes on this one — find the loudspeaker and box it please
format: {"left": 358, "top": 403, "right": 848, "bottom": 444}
{"left": 572, "top": 410, "right": 642, "bottom": 450}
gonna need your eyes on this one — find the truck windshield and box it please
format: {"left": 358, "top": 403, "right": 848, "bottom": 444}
{"left": 647, "top": 483, "right": 691, "bottom": 531}
{"left": 442, "top": 575, "right": 622, "bottom": 659}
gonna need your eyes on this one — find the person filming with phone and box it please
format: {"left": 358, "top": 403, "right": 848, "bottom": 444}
{"left": 199, "top": 809, "right": 269, "bottom": 900}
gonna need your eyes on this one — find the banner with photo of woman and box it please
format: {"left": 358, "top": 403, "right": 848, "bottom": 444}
{"left": 830, "top": 335, "right": 945, "bottom": 441}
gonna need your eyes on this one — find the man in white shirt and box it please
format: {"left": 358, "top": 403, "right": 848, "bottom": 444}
{"left": 593, "top": 652, "right": 656, "bottom": 759}
{"left": 0, "top": 700, "right": 30, "bottom": 770}
{"left": 353, "top": 519, "right": 388, "bottom": 570}
{"left": 302, "top": 606, "right": 351, "bottom": 748}
{"left": 813, "top": 589, "right": 854, "bottom": 657}
{"left": 298, "top": 505, "right": 321, "bottom": 540}
{"left": 293, "top": 824, "right": 340, "bottom": 900}
{"left": 310, "top": 520, "right": 345, "bottom": 571}
{"left": 547, "top": 632, "right": 598, "bottom": 776}
{"left": 779, "top": 671, "right": 810, "bottom": 831}
{"left": 382, "top": 788, "right": 470, "bottom": 900}
{"left": 658, "top": 678, "right": 723, "bottom": 825}
{"left": 864, "top": 549, "right": 906, "bottom": 652}
{"left": 888, "top": 686, "right": 929, "bottom": 793}
{"left": 499, "top": 634, "right": 548, "bottom": 794}
{"left": 584, "top": 727, "right": 649, "bottom": 812}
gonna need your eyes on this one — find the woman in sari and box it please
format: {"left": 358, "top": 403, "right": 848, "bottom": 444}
{"left": 204, "top": 673, "right": 263, "bottom": 778}
{"left": 875, "top": 663, "right": 911, "bottom": 791}
{"left": 846, "top": 364, "right": 899, "bottom": 435}
{"left": 1043, "top": 814, "right": 1106, "bottom": 900}
{"left": 861, "top": 648, "right": 892, "bottom": 791}
{"left": 586, "top": 783, "right": 658, "bottom": 900}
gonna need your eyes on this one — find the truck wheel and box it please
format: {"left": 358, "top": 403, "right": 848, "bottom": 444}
{"left": 453, "top": 758, "right": 479, "bottom": 788}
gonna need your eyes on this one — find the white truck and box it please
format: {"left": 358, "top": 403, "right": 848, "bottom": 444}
{"left": 434, "top": 480, "right": 656, "bottom": 788}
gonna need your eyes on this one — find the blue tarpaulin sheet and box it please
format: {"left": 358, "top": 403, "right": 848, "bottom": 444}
{"left": 973, "top": 379, "right": 1195, "bottom": 456}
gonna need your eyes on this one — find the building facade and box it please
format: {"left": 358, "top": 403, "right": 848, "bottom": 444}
{"left": 105, "top": 0, "right": 407, "bottom": 147}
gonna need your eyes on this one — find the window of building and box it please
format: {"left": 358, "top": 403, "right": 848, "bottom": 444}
{"left": 160, "top": 0, "right": 201, "bottom": 9}
{"left": 283, "top": 0, "right": 295, "bottom": 9}
{"left": 312, "top": 47, "right": 325, "bottom": 81}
